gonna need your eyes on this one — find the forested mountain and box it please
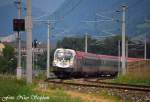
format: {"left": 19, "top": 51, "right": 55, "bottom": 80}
{"left": 48, "top": 0, "right": 150, "bottom": 41}
{"left": 0, "top": 0, "right": 150, "bottom": 43}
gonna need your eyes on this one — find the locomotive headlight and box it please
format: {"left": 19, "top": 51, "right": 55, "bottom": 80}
{"left": 69, "top": 60, "right": 73, "bottom": 65}
{"left": 53, "top": 61, "right": 56, "bottom": 66}
{"left": 53, "top": 60, "right": 57, "bottom": 65}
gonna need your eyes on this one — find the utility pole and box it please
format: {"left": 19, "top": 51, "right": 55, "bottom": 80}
{"left": 33, "top": 19, "right": 55, "bottom": 78}
{"left": 32, "top": 47, "right": 34, "bottom": 72}
{"left": 126, "top": 40, "right": 128, "bottom": 69}
{"left": 85, "top": 33, "right": 88, "bottom": 53}
{"left": 121, "top": 5, "right": 127, "bottom": 75}
{"left": 47, "top": 20, "right": 50, "bottom": 78}
{"left": 26, "top": 0, "right": 32, "bottom": 83}
{"left": 126, "top": 40, "right": 128, "bottom": 59}
{"left": 118, "top": 40, "right": 121, "bottom": 76}
{"left": 144, "top": 33, "right": 147, "bottom": 60}
{"left": 15, "top": 0, "right": 22, "bottom": 79}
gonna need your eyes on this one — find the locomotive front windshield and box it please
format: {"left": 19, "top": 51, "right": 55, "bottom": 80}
{"left": 55, "top": 50, "right": 73, "bottom": 61}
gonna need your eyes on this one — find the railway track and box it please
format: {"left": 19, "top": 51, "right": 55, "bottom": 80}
{"left": 45, "top": 78, "right": 150, "bottom": 92}
{"left": 84, "top": 79, "right": 150, "bottom": 88}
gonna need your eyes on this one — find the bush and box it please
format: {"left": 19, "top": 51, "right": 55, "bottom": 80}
{"left": 0, "top": 44, "right": 17, "bottom": 74}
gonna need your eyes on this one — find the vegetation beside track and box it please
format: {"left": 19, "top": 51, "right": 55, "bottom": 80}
{"left": 0, "top": 76, "right": 120, "bottom": 102}
{"left": 0, "top": 78, "right": 34, "bottom": 102}
{"left": 37, "top": 83, "right": 121, "bottom": 102}
{"left": 2, "top": 74, "right": 149, "bottom": 102}
{"left": 97, "top": 89, "right": 121, "bottom": 102}
{"left": 111, "top": 75, "right": 150, "bottom": 86}
{"left": 0, "top": 77, "right": 83, "bottom": 102}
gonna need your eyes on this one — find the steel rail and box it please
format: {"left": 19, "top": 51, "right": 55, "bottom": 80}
{"left": 46, "top": 79, "right": 150, "bottom": 92}
{"left": 84, "top": 79, "right": 150, "bottom": 89}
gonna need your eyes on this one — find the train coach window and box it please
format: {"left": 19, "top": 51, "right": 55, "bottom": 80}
{"left": 98, "top": 60, "right": 101, "bottom": 66}
{"left": 101, "top": 60, "right": 118, "bottom": 67}
{"left": 83, "top": 58, "right": 99, "bottom": 67}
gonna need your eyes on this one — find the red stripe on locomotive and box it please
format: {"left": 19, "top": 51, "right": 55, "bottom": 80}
{"left": 75, "top": 51, "right": 144, "bottom": 62}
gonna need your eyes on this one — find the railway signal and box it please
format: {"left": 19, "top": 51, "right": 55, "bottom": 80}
{"left": 13, "top": 0, "right": 24, "bottom": 80}
{"left": 33, "top": 39, "right": 38, "bottom": 48}
{"left": 13, "top": 19, "right": 25, "bottom": 31}
{"left": 13, "top": 18, "right": 25, "bottom": 80}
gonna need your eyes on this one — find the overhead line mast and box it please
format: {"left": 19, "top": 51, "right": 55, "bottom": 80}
{"left": 15, "top": 0, "right": 22, "bottom": 79}
{"left": 121, "top": 5, "right": 127, "bottom": 75}
{"left": 26, "top": 0, "right": 33, "bottom": 83}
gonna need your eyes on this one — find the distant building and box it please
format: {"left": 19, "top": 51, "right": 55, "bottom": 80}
{"left": 2, "top": 40, "right": 47, "bottom": 56}
{"left": 20, "top": 47, "right": 46, "bottom": 56}
{"left": 12, "top": 41, "right": 47, "bottom": 56}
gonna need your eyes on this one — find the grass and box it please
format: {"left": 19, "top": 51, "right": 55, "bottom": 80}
{"left": 0, "top": 78, "right": 34, "bottom": 102}
{"left": 0, "top": 79, "right": 33, "bottom": 96}
{"left": 3, "top": 74, "right": 148, "bottom": 102}
{"left": 111, "top": 75, "right": 150, "bottom": 86}
{"left": 44, "top": 80, "right": 121, "bottom": 102}
{"left": 38, "top": 88, "right": 82, "bottom": 102}
{"left": 0, "top": 77, "right": 83, "bottom": 102}
{"left": 97, "top": 89, "right": 121, "bottom": 102}
{"left": 34, "top": 81, "right": 82, "bottom": 102}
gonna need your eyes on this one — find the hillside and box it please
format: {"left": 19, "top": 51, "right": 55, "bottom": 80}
{"left": 0, "top": 0, "right": 44, "bottom": 38}
{"left": 47, "top": 0, "right": 150, "bottom": 41}
{"left": 0, "top": 0, "right": 150, "bottom": 43}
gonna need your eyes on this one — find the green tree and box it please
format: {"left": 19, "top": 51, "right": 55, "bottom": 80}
{"left": 56, "top": 35, "right": 146, "bottom": 58}
{"left": 36, "top": 51, "right": 47, "bottom": 69}
{"left": 36, "top": 49, "right": 56, "bottom": 70}
{"left": 56, "top": 37, "right": 85, "bottom": 51}
{"left": 0, "top": 44, "right": 17, "bottom": 74}
{"left": 3, "top": 45, "right": 15, "bottom": 60}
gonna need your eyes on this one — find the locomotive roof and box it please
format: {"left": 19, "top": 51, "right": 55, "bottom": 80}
{"left": 75, "top": 51, "right": 144, "bottom": 62}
